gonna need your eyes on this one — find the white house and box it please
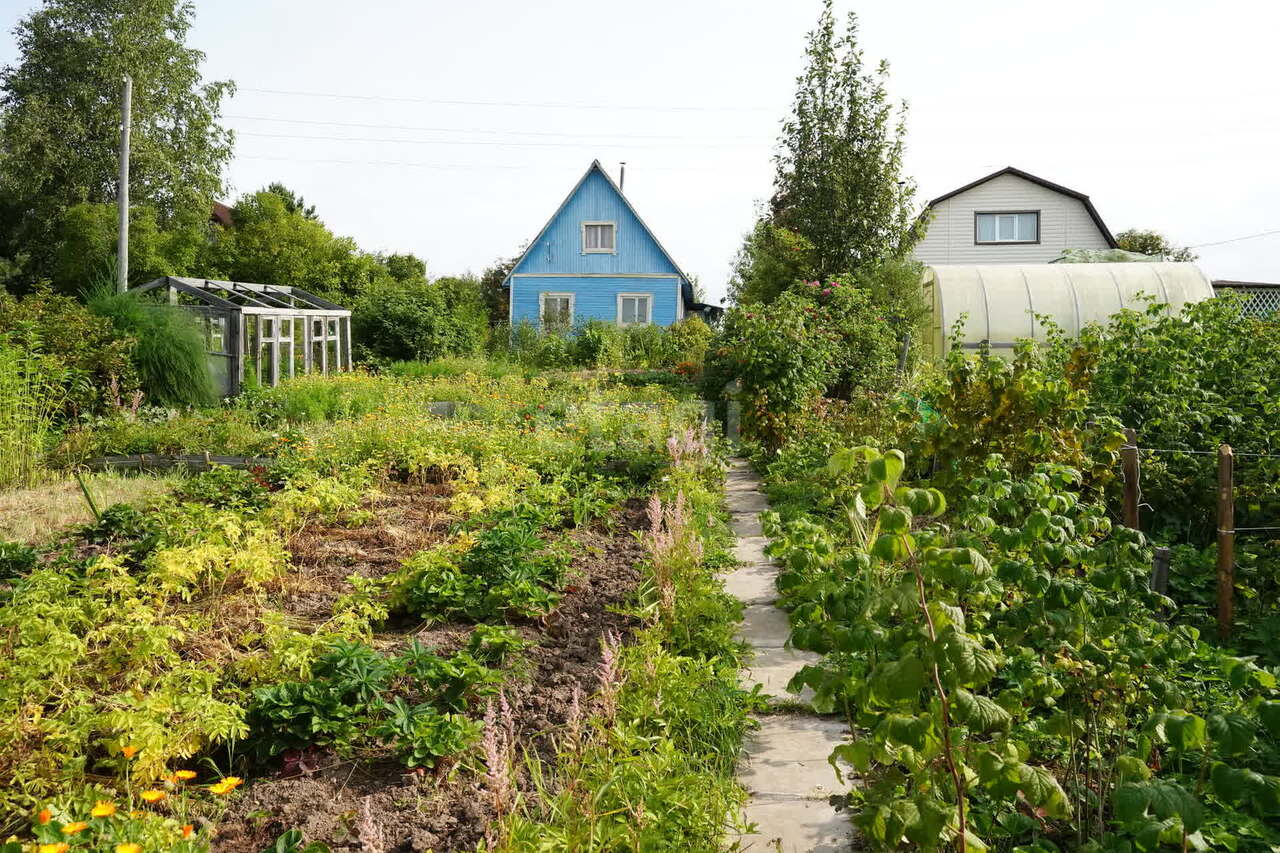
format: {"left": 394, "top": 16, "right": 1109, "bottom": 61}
{"left": 913, "top": 166, "right": 1116, "bottom": 265}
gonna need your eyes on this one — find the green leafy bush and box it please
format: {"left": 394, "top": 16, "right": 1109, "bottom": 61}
{"left": 175, "top": 465, "right": 269, "bottom": 510}
{"left": 352, "top": 277, "right": 487, "bottom": 363}
{"left": 0, "top": 541, "right": 38, "bottom": 579}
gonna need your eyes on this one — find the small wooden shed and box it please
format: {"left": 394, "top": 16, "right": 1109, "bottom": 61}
{"left": 133, "top": 276, "right": 353, "bottom": 397}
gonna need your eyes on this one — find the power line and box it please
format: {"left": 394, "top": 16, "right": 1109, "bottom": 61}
{"left": 226, "top": 114, "right": 766, "bottom": 142}
{"left": 236, "top": 130, "right": 768, "bottom": 151}
{"left": 1187, "top": 228, "right": 1280, "bottom": 249}
{"left": 235, "top": 86, "right": 774, "bottom": 113}
{"left": 235, "top": 154, "right": 736, "bottom": 172}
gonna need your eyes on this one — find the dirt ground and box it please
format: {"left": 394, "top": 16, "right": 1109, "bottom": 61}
{"left": 212, "top": 500, "right": 648, "bottom": 853}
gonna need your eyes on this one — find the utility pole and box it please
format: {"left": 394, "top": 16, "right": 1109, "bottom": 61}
{"left": 117, "top": 74, "right": 132, "bottom": 293}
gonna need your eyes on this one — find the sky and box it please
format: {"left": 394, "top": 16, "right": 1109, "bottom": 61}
{"left": 2, "top": 0, "right": 1279, "bottom": 304}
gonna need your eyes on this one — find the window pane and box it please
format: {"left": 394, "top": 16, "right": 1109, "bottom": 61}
{"left": 998, "top": 215, "right": 1017, "bottom": 241}
{"left": 262, "top": 317, "right": 275, "bottom": 339}
{"left": 637, "top": 297, "right": 650, "bottom": 323}
{"left": 600, "top": 224, "right": 614, "bottom": 249}
{"left": 622, "top": 297, "right": 636, "bottom": 324}
{"left": 584, "top": 223, "right": 614, "bottom": 250}
{"left": 1018, "top": 213, "right": 1038, "bottom": 241}
{"left": 977, "top": 215, "right": 998, "bottom": 242}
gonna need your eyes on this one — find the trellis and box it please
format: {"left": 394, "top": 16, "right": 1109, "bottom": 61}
{"left": 132, "top": 277, "right": 353, "bottom": 396}
{"left": 1213, "top": 280, "right": 1280, "bottom": 317}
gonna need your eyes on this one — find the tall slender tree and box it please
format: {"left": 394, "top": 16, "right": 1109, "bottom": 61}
{"left": 0, "top": 0, "right": 233, "bottom": 288}
{"left": 769, "top": 0, "right": 920, "bottom": 281}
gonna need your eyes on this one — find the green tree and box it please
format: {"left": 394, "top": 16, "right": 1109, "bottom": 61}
{"left": 727, "top": 218, "right": 817, "bottom": 305}
{"left": 264, "top": 182, "right": 318, "bottom": 220}
{"left": 1114, "top": 228, "right": 1197, "bottom": 262}
{"left": 763, "top": 0, "right": 920, "bottom": 287}
{"left": 479, "top": 252, "right": 521, "bottom": 326}
{"left": 0, "top": 0, "right": 233, "bottom": 288}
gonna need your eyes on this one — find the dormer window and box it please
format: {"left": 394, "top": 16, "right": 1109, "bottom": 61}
{"left": 582, "top": 221, "right": 616, "bottom": 253}
{"left": 975, "top": 211, "right": 1039, "bottom": 244}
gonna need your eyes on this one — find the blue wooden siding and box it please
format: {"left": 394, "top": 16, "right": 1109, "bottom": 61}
{"left": 511, "top": 169, "right": 681, "bottom": 277}
{"left": 512, "top": 275, "right": 681, "bottom": 327}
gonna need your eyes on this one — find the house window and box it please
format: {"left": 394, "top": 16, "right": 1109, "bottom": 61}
{"left": 540, "top": 292, "right": 574, "bottom": 330}
{"left": 617, "top": 293, "right": 652, "bottom": 326}
{"left": 582, "top": 222, "right": 616, "bottom": 253}
{"left": 975, "top": 211, "right": 1039, "bottom": 244}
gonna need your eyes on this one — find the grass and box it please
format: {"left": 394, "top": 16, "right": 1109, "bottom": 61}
{"left": 0, "top": 344, "right": 64, "bottom": 490}
{"left": 0, "top": 471, "right": 182, "bottom": 544}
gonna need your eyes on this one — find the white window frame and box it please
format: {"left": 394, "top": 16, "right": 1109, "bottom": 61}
{"left": 539, "top": 291, "right": 575, "bottom": 329}
{"left": 616, "top": 292, "right": 653, "bottom": 326}
{"left": 974, "top": 210, "right": 1040, "bottom": 245}
{"left": 581, "top": 221, "right": 617, "bottom": 254}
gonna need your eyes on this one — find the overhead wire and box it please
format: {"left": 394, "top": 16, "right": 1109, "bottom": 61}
{"left": 235, "top": 86, "right": 774, "bottom": 113}
{"left": 236, "top": 130, "right": 768, "bottom": 150}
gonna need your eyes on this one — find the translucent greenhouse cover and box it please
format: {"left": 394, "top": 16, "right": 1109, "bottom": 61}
{"left": 921, "top": 262, "right": 1215, "bottom": 356}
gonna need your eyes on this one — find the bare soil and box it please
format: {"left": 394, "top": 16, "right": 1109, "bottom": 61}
{"left": 212, "top": 501, "right": 648, "bottom": 853}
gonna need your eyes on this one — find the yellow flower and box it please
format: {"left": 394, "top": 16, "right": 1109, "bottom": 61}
{"left": 140, "top": 789, "right": 166, "bottom": 803}
{"left": 90, "top": 800, "right": 117, "bottom": 817}
{"left": 121, "top": 745, "right": 139, "bottom": 759}
{"left": 208, "top": 775, "right": 243, "bottom": 795}
{"left": 174, "top": 769, "right": 197, "bottom": 781}
{"left": 181, "top": 825, "right": 194, "bottom": 839}
{"left": 61, "top": 821, "right": 89, "bottom": 835}
{"left": 116, "top": 845, "right": 143, "bottom": 853}
{"left": 39, "top": 845, "right": 69, "bottom": 853}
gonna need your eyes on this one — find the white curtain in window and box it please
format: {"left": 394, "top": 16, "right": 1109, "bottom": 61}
{"left": 585, "top": 224, "right": 614, "bottom": 250}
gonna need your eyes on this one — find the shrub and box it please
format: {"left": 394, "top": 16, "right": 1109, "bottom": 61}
{"left": 0, "top": 540, "right": 38, "bottom": 580}
{"left": 86, "top": 284, "right": 216, "bottom": 408}
{"left": 352, "top": 277, "right": 487, "bottom": 363}
{"left": 0, "top": 285, "right": 139, "bottom": 418}
{"left": 665, "top": 317, "right": 713, "bottom": 367}
{"left": 571, "top": 320, "right": 625, "bottom": 369}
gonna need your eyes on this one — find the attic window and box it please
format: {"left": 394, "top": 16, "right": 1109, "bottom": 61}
{"left": 582, "top": 222, "right": 616, "bottom": 253}
{"left": 975, "top": 211, "right": 1039, "bottom": 244}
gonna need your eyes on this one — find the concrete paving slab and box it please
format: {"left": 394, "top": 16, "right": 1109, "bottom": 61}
{"left": 739, "top": 799, "right": 854, "bottom": 853}
{"left": 734, "top": 536, "right": 773, "bottom": 564}
{"left": 738, "top": 715, "right": 847, "bottom": 797}
{"left": 723, "top": 563, "right": 779, "bottom": 605}
{"left": 727, "top": 491, "right": 771, "bottom": 513}
{"left": 738, "top": 604, "right": 792, "bottom": 648}
{"left": 730, "top": 512, "right": 764, "bottom": 537}
{"left": 740, "top": 646, "right": 822, "bottom": 701}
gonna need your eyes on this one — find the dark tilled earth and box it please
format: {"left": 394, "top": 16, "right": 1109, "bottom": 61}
{"left": 213, "top": 500, "right": 647, "bottom": 853}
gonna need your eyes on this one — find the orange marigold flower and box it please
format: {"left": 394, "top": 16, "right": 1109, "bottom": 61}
{"left": 116, "top": 844, "right": 143, "bottom": 853}
{"left": 38, "top": 844, "right": 69, "bottom": 853}
{"left": 37, "top": 807, "right": 52, "bottom": 824}
{"left": 181, "top": 825, "right": 194, "bottom": 839}
{"left": 90, "top": 800, "right": 117, "bottom": 817}
{"left": 174, "top": 769, "right": 197, "bottom": 781}
{"left": 61, "top": 821, "right": 89, "bottom": 835}
{"left": 121, "top": 745, "right": 138, "bottom": 759}
{"left": 208, "top": 776, "right": 243, "bottom": 795}
{"left": 140, "top": 789, "right": 166, "bottom": 803}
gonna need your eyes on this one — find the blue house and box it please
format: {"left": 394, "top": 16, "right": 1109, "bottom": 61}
{"left": 505, "top": 161, "right": 711, "bottom": 329}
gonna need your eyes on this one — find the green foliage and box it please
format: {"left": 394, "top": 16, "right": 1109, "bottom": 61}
{"left": 243, "top": 639, "right": 494, "bottom": 768}
{"left": 766, "top": 445, "right": 1280, "bottom": 851}
{"left": 174, "top": 465, "right": 269, "bottom": 511}
{"left": 397, "top": 507, "right": 569, "bottom": 623}
{"left": 0, "top": 540, "right": 39, "bottom": 579}
{"left": 352, "top": 275, "right": 488, "bottom": 364}
{"left": 0, "top": 0, "right": 232, "bottom": 289}
{"left": 1114, "top": 228, "right": 1198, "bottom": 262}
{"left": 86, "top": 283, "right": 216, "bottom": 408}
{"left": 0, "top": 342, "right": 65, "bottom": 488}
{"left": 260, "top": 829, "right": 330, "bottom": 853}
{"left": 765, "top": 1, "right": 920, "bottom": 284}
{"left": 727, "top": 219, "right": 818, "bottom": 305}
{"left": 0, "top": 285, "right": 139, "bottom": 418}
{"left": 54, "top": 202, "right": 211, "bottom": 292}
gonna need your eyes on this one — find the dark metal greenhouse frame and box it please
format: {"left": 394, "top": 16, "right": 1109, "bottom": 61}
{"left": 133, "top": 276, "right": 353, "bottom": 397}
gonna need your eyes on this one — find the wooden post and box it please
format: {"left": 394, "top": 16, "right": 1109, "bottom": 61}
{"left": 1122, "top": 428, "right": 1140, "bottom": 530}
{"left": 1217, "top": 444, "right": 1235, "bottom": 642}
{"left": 1150, "top": 546, "right": 1170, "bottom": 595}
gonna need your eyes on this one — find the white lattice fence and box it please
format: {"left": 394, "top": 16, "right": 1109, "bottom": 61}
{"left": 1213, "top": 284, "right": 1280, "bottom": 316}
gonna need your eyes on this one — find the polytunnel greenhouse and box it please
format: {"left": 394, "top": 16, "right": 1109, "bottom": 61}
{"left": 920, "top": 262, "right": 1216, "bottom": 356}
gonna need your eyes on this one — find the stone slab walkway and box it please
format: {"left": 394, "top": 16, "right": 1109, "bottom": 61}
{"left": 725, "top": 459, "right": 855, "bottom": 852}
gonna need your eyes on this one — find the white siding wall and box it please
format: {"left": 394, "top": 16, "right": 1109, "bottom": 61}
{"left": 912, "top": 173, "right": 1111, "bottom": 265}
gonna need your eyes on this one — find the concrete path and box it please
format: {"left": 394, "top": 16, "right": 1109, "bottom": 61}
{"left": 725, "top": 459, "right": 855, "bottom": 852}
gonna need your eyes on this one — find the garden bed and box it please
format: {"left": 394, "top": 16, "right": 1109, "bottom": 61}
{"left": 213, "top": 502, "right": 647, "bottom": 852}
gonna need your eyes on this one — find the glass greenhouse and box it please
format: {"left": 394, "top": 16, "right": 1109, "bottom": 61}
{"left": 132, "top": 276, "right": 353, "bottom": 397}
